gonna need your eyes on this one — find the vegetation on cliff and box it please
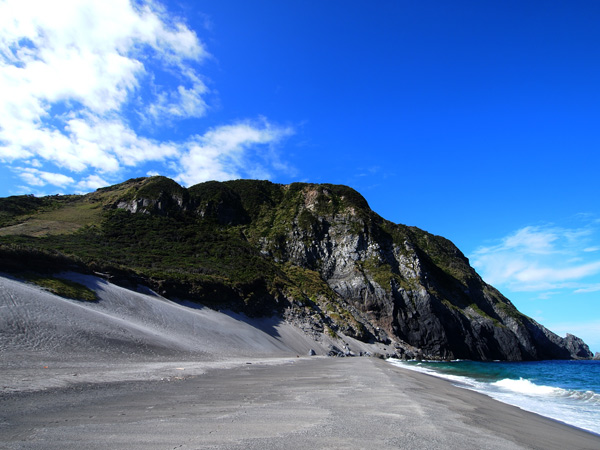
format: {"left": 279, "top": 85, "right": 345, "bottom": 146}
{"left": 0, "top": 176, "right": 592, "bottom": 360}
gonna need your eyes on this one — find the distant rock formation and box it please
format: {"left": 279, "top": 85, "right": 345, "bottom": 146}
{"left": 0, "top": 176, "right": 592, "bottom": 361}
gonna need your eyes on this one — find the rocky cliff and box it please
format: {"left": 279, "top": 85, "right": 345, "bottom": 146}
{"left": 0, "top": 177, "right": 592, "bottom": 361}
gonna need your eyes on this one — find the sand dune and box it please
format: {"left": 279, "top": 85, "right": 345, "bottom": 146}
{"left": 0, "top": 272, "right": 337, "bottom": 392}
{"left": 0, "top": 271, "right": 394, "bottom": 393}
{"left": 0, "top": 272, "right": 323, "bottom": 359}
{"left": 0, "top": 274, "right": 304, "bottom": 358}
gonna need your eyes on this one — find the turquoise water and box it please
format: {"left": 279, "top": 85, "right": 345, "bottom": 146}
{"left": 388, "top": 359, "right": 600, "bottom": 435}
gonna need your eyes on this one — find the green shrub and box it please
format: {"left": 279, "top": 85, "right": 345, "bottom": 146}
{"left": 25, "top": 274, "right": 97, "bottom": 302}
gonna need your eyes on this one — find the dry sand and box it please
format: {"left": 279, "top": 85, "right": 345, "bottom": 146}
{"left": 1, "top": 357, "right": 600, "bottom": 449}
{"left": 1, "top": 273, "right": 600, "bottom": 449}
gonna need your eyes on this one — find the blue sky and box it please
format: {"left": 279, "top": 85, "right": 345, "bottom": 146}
{"left": 1, "top": 0, "right": 599, "bottom": 351}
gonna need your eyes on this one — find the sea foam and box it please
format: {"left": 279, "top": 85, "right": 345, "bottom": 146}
{"left": 388, "top": 359, "right": 600, "bottom": 436}
{"left": 492, "top": 377, "right": 559, "bottom": 395}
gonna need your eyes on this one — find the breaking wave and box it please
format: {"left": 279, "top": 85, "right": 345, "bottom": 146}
{"left": 388, "top": 359, "right": 600, "bottom": 435}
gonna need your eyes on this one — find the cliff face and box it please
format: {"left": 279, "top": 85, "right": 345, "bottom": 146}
{"left": 228, "top": 182, "right": 589, "bottom": 361}
{"left": 0, "top": 177, "right": 592, "bottom": 361}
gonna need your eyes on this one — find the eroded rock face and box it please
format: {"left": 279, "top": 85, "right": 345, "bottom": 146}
{"left": 114, "top": 176, "right": 188, "bottom": 216}
{"left": 116, "top": 195, "right": 185, "bottom": 215}
{"left": 253, "top": 184, "right": 592, "bottom": 361}
{"left": 114, "top": 179, "right": 592, "bottom": 361}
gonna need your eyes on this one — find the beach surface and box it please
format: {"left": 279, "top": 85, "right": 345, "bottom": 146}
{"left": 2, "top": 273, "right": 600, "bottom": 449}
{"left": 2, "top": 357, "right": 600, "bottom": 450}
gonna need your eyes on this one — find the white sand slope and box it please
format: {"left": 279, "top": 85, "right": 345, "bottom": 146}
{"left": 0, "top": 272, "right": 325, "bottom": 358}
{"left": 0, "top": 272, "right": 334, "bottom": 391}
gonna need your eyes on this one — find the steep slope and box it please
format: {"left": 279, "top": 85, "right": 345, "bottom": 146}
{"left": 0, "top": 272, "right": 331, "bottom": 361}
{"left": 0, "top": 177, "right": 592, "bottom": 361}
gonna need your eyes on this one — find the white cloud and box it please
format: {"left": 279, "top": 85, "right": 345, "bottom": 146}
{"left": 15, "top": 167, "right": 75, "bottom": 187}
{"left": 514, "top": 262, "right": 600, "bottom": 284}
{"left": 65, "top": 116, "right": 181, "bottom": 168}
{"left": 471, "top": 223, "right": 600, "bottom": 293}
{"left": 0, "top": 0, "right": 293, "bottom": 193}
{"left": 175, "top": 121, "right": 294, "bottom": 186}
{"left": 76, "top": 174, "right": 109, "bottom": 191}
{"left": 574, "top": 284, "right": 600, "bottom": 294}
{"left": 476, "top": 226, "right": 559, "bottom": 256}
{"left": 0, "top": 0, "right": 206, "bottom": 180}
{"left": 148, "top": 81, "right": 209, "bottom": 120}
{"left": 0, "top": 0, "right": 205, "bottom": 118}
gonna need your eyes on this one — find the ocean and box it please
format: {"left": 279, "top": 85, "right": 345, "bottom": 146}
{"left": 387, "top": 358, "right": 600, "bottom": 436}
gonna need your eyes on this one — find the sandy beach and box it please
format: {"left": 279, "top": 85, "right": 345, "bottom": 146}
{"left": 2, "top": 273, "right": 600, "bottom": 449}
{"left": 1, "top": 357, "right": 599, "bottom": 450}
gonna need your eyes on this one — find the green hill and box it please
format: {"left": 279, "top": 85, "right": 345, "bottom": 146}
{"left": 0, "top": 176, "right": 592, "bottom": 361}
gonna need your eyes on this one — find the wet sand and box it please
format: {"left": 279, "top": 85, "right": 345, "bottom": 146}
{"left": 2, "top": 357, "right": 599, "bottom": 450}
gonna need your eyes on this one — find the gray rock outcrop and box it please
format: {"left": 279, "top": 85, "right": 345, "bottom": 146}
{"left": 246, "top": 183, "right": 592, "bottom": 361}
{"left": 100, "top": 178, "right": 595, "bottom": 361}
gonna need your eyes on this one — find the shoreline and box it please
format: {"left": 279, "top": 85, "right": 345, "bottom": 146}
{"left": 387, "top": 358, "right": 600, "bottom": 437}
{"left": 2, "top": 357, "right": 599, "bottom": 449}
{"left": 383, "top": 359, "right": 600, "bottom": 446}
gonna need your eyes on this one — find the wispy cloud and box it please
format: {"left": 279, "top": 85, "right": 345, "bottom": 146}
{"left": 574, "top": 284, "right": 600, "bottom": 294}
{"left": 76, "top": 174, "right": 110, "bottom": 191}
{"left": 15, "top": 167, "right": 75, "bottom": 187}
{"left": 471, "top": 222, "right": 600, "bottom": 293}
{"left": 0, "top": 0, "right": 292, "bottom": 192}
{"left": 175, "top": 120, "right": 294, "bottom": 186}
